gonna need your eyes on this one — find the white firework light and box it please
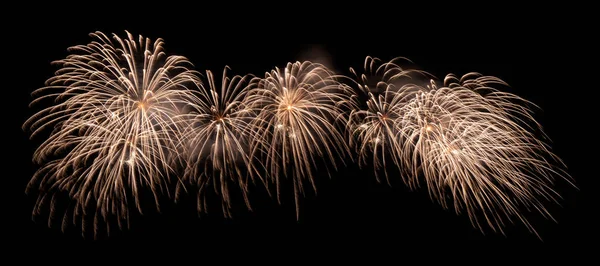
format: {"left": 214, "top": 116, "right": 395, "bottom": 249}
{"left": 177, "top": 66, "right": 260, "bottom": 216}
{"left": 24, "top": 32, "right": 573, "bottom": 238}
{"left": 247, "top": 61, "right": 351, "bottom": 219}
{"left": 347, "top": 57, "right": 572, "bottom": 236}
{"left": 24, "top": 31, "right": 198, "bottom": 234}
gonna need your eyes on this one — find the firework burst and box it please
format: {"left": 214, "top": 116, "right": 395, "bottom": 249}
{"left": 396, "top": 73, "right": 571, "bottom": 235}
{"left": 247, "top": 61, "right": 350, "bottom": 218}
{"left": 346, "top": 56, "right": 431, "bottom": 182}
{"left": 23, "top": 31, "right": 573, "bottom": 238}
{"left": 23, "top": 31, "right": 197, "bottom": 236}
{"left": 348, "top": 57, "right": 572, "bottom": 236}
{"left": 177, "top": 66, "right": 260, "bottom": 216}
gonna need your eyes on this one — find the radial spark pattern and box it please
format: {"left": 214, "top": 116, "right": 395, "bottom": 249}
{"left": 346, "top": 56, "right": 431, "bottom": 182}
{"left": 177, "top": 67, "right": 259, "bottom": 215}
{"left": 247, "top": 61, "right": 350, "bottom": 218}
{"left": 24, "top": 31, "right": 572, "bottom": 238}
{"left": 396, "top": 73, "right": 570, "bottom": 235}
{"left": 348, "top": 57, "right": 571, "bottom": 235}
{"left": 23, "top": 31, "right": 197, "bottom": 234}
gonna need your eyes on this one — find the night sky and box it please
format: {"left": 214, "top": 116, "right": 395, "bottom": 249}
{"left": 8, "top": 4, "right": 593, "bottom": 260}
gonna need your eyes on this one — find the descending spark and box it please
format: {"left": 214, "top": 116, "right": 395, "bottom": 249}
{"left": 346, "top": 56, "right": 431, "bottom": 182}
{"left": 396, "top": 73, "right": 572, "bottom": 236}
{"left": 348, "top": 56, "right": 572, "bottom": 236}
{"left": 247, "top": 61, "right": 351, "bottom": 218}
{"left": 23, "top": 32, "right": 573, "bottom": 239}
{"left": 177, "top": 66, "right": 260, "bottom": 216}
{"left": 23, "top": 31, "right": 197, "bottom": 236}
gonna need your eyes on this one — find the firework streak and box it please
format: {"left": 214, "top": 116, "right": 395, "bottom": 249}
{"left": 24, "top": 32, "right": 572, "bottom": 238}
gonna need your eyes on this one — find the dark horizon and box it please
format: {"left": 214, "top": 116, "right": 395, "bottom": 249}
{"left": 8, "top": 6, "right": 593, "bottom": 259}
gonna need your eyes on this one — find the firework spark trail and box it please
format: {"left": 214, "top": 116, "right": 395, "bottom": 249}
{"left": 23, "top": 31, "right": 573, "bottom": 238}
{"left": 23, "top": 31, "right": 198, "bottom": 236}
{"left": 347, "top": 56, "right": 572, "bottom": 236}
{"left": 346, "top": 56, "right": 432, "bottom": 182}
{"left": 247, "top": 61, "right": 351, "bottom": 219}
{"left": 397, "top": 74, "right": 572, "bottom": 236}
{"left": 177, "top": 66, "right": 261, "bottom": 216}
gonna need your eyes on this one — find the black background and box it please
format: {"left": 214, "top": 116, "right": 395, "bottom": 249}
{"left": 7, "top": 3, "right": 594, "bottom": 261}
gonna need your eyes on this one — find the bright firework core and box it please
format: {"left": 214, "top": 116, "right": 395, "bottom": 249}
{"left": 136, "top": 90, "right": 154, "bottom": 110}
{"left": 137, "top": 101, "right": 148, "bottom": 110}
{"left": 23, "top": 33, "right": 573, "bottom": 239}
